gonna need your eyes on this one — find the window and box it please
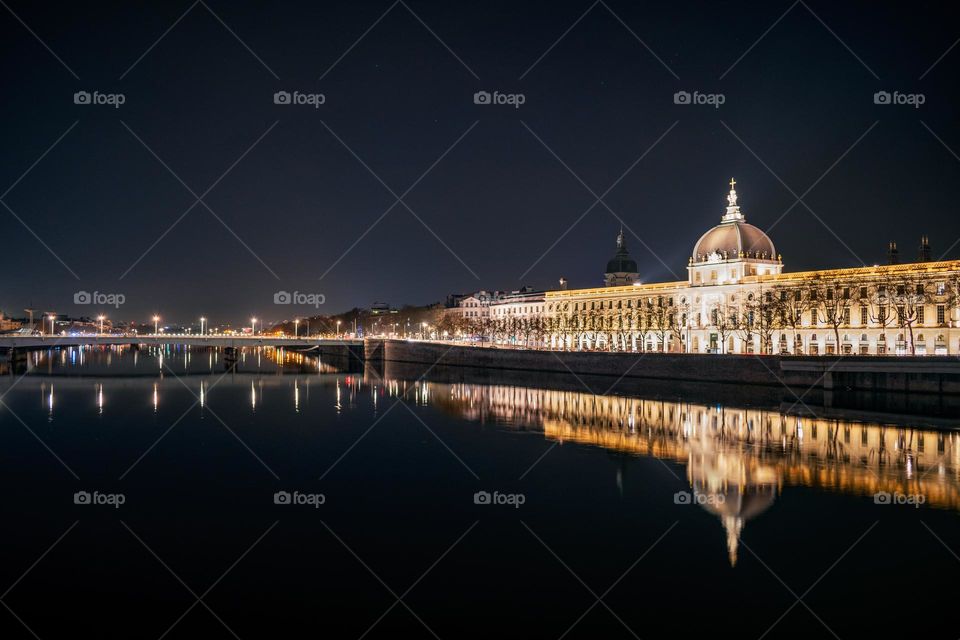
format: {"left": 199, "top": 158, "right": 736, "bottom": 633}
{"left": 810, "top": 289, "right": 818, "bottom": 301}
{"left": 810, "top": 309, "right": 818, "bottom": 325}
{"left": 859, "top": 286, "right": 868, "bottom": 299}
{"left": 826, "top": 288, "right": 834, "bottom": 300}
{"left": 843, "top": 287, "right": 850, "bottom": 299}
{"left": 937, "top": 282, "right": 946, "bottom": 295}
{"left": 917, "top": 284, "right": 924, "bottom": 295}
{"left": 843, "top": 308, "right": 850, "bottom": 324}
{"left": 938, "top": 304, "right": 945, "bottom": 324}
{"left": 860, "top": 306, "right": 868, "bottom": 325}
{"left": 917, "top": 306, "right": 925, "bottom": 325}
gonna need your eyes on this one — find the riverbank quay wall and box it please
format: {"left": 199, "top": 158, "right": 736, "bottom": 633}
{"left": 363, "top": 339, "right": 960, "bottom": 395}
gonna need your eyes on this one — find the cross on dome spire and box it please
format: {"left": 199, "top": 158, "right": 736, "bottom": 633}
{"left": 722, "top": 177, "right": 743, "bottom": 222}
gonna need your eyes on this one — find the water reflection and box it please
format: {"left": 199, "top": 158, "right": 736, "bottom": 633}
{"left": 8, "top": 345, "right": 960, "bottom": 567}
{"left": 425, "top": 382, "right": 960, "bottom": 563}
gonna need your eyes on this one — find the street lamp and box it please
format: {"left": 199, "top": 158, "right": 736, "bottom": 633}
{"left": 200, "top": 317, "right": 207, "bottom": 335}
{"left": 153, "top": 315, "right": 160, "bottom": 334}
{"left": 294, "top": 318, "right": 300, "bottom": 338}
{"left": 251, "top": 317, "right": 257, "bottom": 335}
{"left": 97, "top": 315, "right": 105, "bottom": 334}
{"left": 336, "top": 319, "right": 341, "bottom": 338}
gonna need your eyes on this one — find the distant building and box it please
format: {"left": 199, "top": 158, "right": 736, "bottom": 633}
{"left": 369, "top": 301, "right": 397, "bottom": 316}
{"left": 489, "top": 287, "right": 546, "bottom": 321}
{"left": 446, "top": 290, "right": 504, "bottom": 322}
{"left": 0, "top": 312, "right": 23, "bottom": 332}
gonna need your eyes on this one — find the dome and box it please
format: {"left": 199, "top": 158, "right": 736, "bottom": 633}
{"left": 606, "top": 252, "right": 638, "bottom": 274}
{"left": 693, "top": 221, "right": 776, "bottom": 260}
{"left": 605, "top": 230, "right": 638, "bottom": 274}
{"left": 691, "top": 178, "right": 777, "bottom": 262}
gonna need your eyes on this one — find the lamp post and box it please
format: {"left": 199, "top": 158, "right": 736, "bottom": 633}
{"left": 97, "top": 315, "right": 105, "bottom": 334}
{"left": 251, "top": 317, "right": 257, "bottom": 336}
{"left": 153, "top": 315, "right": 160, "bottom": 334}
{"left": 47, "top": 314, "right": 56, "bottom": 335}
{"left": 336, "top": 320, "right": 341, "bottom": 338}
{"left": 293, "top": 319, "right": 299, "bottom": 339}
{"left": 200, "top": 317, "right": 207, "bottom": 335}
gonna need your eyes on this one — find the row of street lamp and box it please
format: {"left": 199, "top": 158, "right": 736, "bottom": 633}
{"left": 46, "top": 313, "right": 345, "bottom": 338}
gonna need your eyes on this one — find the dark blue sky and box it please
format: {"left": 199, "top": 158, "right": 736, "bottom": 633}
{"left": 1, "top": 0, "right": 959, "bottom": 325}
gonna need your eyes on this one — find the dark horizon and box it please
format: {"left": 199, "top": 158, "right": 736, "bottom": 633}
{"left": 3, "top": 1, "right": 960, "bottom": 325}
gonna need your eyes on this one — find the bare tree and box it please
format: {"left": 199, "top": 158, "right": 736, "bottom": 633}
{"left": 890, "top": 276, "right": 930, "bottom": 354}
{"left": 710, "top": 301, "right": 736, "bottom": 354}
{"left": 868, "top": 278, "right": 897, "bottom": 354}
{"left": 669, "top": 300, "right": 690, "bottom": 353}
{"left": 808, "top": 277, "right": 857, "bottom": 354}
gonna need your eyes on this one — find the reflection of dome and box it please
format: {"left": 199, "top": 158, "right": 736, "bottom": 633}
{"left": 692, "top": 482, "right": 777, "bottom": 567}
{"left": 691, "top": 178, "right": 776, "bottom": 261}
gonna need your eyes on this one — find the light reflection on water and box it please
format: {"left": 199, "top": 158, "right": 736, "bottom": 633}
{"left": 9, "top": 344, "right": 960, "bottom": 567}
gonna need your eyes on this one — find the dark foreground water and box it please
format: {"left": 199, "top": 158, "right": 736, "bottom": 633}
{"left": 1, "top": 345, "right": 958, "bottom": 639}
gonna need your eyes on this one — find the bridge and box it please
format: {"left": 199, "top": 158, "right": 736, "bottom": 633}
{"left": 0, "top": 334, "right": 365, "bottom": 354}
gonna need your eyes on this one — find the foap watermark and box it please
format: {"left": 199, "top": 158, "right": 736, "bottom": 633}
{"left": 74, "top": 490, "right": 125, "bottom": 508}
{"left": 274, "top": 490, "right": 325, "bottom": 508}
{"left": 74, "top": 290, "right": 126, "bottom": 308}
{"left": 473, "top": 90, "right": 525, "bottom": 109}
{"left": 874, "top": 491, "right": 926, "bottom": 508}
{"left": 274, "top": 290, "right": 325, "bottom": 308}
{"left": 473, "top": 490, "right": 525, "bottom": 508}
{"left": 673, "top": 90, "right": 725, "bottom": 109}
{"left": 673, "top": 490, "right": 725, "bottom": 506}
{"left": 274, "top": 90, "right": 326, "bottom": 108}
{"left": 74, "top": 90, "right": 125, "bottom": 108}
{"left": 873, "top": 90, "right": 924, "bottom": 108}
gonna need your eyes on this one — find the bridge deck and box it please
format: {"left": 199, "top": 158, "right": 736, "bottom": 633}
{"left": 0, "top": 335, "right": 363, "bottom": 350}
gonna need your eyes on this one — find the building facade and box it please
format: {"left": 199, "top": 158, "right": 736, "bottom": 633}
{"left": 540, "top": 179, "right": 960, "bottom": 355}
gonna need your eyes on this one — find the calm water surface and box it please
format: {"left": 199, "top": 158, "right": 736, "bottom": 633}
{"left": 0, "top": 345, "right": 957, "bottom": 639}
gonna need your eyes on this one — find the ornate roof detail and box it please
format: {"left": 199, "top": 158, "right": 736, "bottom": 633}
{"left": 692, "top": 179, "right": 777, "bottom": 262}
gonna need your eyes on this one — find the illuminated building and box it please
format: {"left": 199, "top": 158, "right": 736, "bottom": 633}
{"left": 543, "top": 179, "right": 960, "bottom": 355}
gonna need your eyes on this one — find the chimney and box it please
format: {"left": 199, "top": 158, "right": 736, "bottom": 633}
{"left": 887, "top": 241, "right": 899, "bottom": 265}
{"left": 918, "top": 235, "right": 931, "bottom": 262}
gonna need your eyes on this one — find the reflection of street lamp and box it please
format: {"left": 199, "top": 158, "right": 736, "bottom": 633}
{"left": 97, "top": 315, "right": 105, "bottom": 334}
{"left": 153, "top": 315, "right": 160, "bottom": 334}
{"left": 200, "top": 317, "right": 207, "bottom": 335}
{"left": 251, "top": 317, "right": 257, "bottom": 335}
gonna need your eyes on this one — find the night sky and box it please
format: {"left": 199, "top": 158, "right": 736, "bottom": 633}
{"left": 2, "top": 0, "right": 959, "bottom": 325}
